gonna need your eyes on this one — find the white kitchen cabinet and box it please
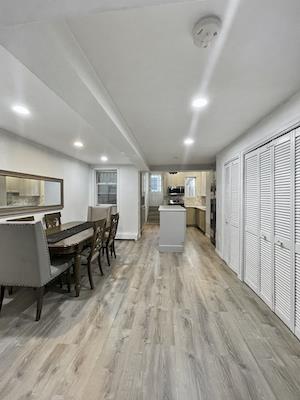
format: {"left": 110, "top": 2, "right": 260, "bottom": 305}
{"left": 6, "top": 177, "right": 20, "bottom": 193}
{"left": 5, "top": 177, "right": 40, "bottom": 196}
{"left": 0, "top": 176, "right": 6, "bottom": 206}
{"left": 159, "top": 205, "right": 186, "bottom": 252}
{"left": 200, "top": 172, "right": 207, "bottom": 196}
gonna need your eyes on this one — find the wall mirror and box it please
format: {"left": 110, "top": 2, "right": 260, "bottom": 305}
{"left": 0, "top": 170, "right": 64, "bottom": 216}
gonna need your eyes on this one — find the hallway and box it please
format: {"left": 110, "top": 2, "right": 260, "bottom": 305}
{"left": 0, "top": 226, "right": 300, "bottom": 399}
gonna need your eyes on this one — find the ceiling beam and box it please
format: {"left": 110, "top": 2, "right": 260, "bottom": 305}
{"left": 0, "top": 0, "right": 200, "bottom": 27}
{"left": 149, "top": 163, "right": 216, "bottom": 171}
{"left": 0, "top": 22, "right": 149, "bottom": 170}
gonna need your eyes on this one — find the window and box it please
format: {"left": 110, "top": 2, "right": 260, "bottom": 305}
{"left": 185, "top": 177, "right": 196, "bottom": 197}
{"left": 96, "top": 170, "right": 117, "bottom": 205}
{"left": 150, "top": 174, "right": 162, "bottom": 192}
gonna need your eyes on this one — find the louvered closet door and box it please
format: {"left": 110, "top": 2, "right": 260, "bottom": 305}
{"left": 244, "top": 150, "right": 260, "bottom": 292}
{"left": 274, "top": 133, "right": 293, "bottom": 327}
{"left": 230, "top": 159, "right": 239, "bottom": 273}
{"left": 224, "top": 163, "right": 231, "bottom": 266}
{"left": 294, "top": 129, "right": 300, "bottom": 336}
{"left": 259, "top": 144, "right": 273, "bottom": 307}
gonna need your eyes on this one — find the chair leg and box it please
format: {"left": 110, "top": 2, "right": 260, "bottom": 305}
{"left": 35, "top": 286, "right": 44, "bottom": 321}
{"left": 113, "top": 242, "right": 117, "bottom": 259}
{"left": 106, "top": 246, "right": 110, "bottom": 266}
{"left": 98, "top": 253, "right": 104, "bottom": 276}
{"left": 67, "top": 269, "right": 71, "bottom": 293}
{"left": 87, "top": 261, "right": 94, "bottom": 290}
{"left": 0, "top": 286, "right": 5, "bottom": 311}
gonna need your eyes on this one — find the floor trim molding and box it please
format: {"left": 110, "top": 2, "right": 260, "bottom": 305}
{"left": 116, "top": 232, "right": 138, "bottom": 240}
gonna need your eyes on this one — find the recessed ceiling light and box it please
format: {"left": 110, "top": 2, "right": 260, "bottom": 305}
{"left": 192, "top": 97, "right": 209, "bottom": 109}
{"left": 101, "top": 155, "right": 108, "bottom": 162}
{"left": 184, "top": 138, "right": 194, "bottom": 146}
{"left": 74, "top": 141, "right": 84, "bottom": 148}
{"left": 11, "top": 104, "right": 30, "bottom": 116}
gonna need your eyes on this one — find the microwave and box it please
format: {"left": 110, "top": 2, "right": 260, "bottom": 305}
{"left": 168, "top": 186, "right": 185, "bottom": 195}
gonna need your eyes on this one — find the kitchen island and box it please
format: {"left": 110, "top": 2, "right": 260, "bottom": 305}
{"left": 159, "top": 205, "right": 186, "bottom": 252}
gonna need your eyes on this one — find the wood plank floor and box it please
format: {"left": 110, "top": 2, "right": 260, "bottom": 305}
{"left": 1, "top": 225, "right": 300, "bottom": 399}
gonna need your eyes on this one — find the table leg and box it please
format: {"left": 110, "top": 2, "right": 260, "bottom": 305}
{"left": 74, "top": 251, "right": 81, "bottom": 297}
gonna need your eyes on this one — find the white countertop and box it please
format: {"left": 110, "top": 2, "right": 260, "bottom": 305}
{"left": 185, "top": 205, "right": 206, "bottom": 211}
{"left": 159, "top": 205, "right": 186, "bottom": 212}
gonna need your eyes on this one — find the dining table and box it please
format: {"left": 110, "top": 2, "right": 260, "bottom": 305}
{"left": 46, "top": 221, "right": 94, "bottom": 297}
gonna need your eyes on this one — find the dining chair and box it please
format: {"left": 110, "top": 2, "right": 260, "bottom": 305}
{"left": 80, "top": 219, "right": 107, "bottom": 289}
{"left": 6, "top": 216, "right": 36, "bottom": 295}
{"left": 87, "top": 206, "right": 112, "bottom": 227}
{"left": 44, "top": 212, "right": 61, "bottom": 229}
{"left": 0, "top": 221, "right": 73, "bottom": 321}
{"left": 7, "top": 216, "right": 35, "bottom": 221}
{"left": 104, "top": 213, "right": 119, "bottom": 266}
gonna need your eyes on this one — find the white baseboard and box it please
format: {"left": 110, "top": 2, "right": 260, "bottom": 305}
{"left": 116, "top": 232, "right": 138, "bottom": 240}
{"left": 215, "top": 248, "right": 223, "bottom": 260}
{"left": 159, "top": 244, "right": 184, "bottom": 253}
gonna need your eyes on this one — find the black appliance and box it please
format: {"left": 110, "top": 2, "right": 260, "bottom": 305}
{"left": 168, "top": 186, "right": 185, "bottom": 195}
{"left": 169, "top": 197, "right": 184, "bottom": 205}
{"left": 168, "top": 186, "right": 184, "bottom": 205}
{"left": 210, "top": 179, "right": 216, "bottom": 246}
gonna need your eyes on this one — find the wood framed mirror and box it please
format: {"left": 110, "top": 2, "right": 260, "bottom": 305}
{"left": 0, "top": 170, "right": 64, "bottom": 216}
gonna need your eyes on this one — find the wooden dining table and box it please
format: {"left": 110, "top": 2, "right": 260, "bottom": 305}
{"left": 46, "top": 221, "right": 94, "bottom": 297}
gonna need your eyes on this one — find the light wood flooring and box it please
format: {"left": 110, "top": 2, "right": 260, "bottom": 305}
{"left": 1, "top": 225, "right": 300, "bottom": 399}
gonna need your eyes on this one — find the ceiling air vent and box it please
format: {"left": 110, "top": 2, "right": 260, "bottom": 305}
{"left": 192, "top": 16, "right": 222, "bottom": 49}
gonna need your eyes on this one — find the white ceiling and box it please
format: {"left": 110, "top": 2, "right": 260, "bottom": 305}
{"left": 0, "top": 0, "right": 198, "bottom": 26}
{"left": 0, "top": 0, "right": 300, "bottom": 168}
{"left": 0, "top": 45, "right": 130, "bottom": 165}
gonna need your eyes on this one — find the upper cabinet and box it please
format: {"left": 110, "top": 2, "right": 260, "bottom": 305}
{"left": 0, "top": 170, "right": 63, "bottom": 216}
{"left": 166, "top": 171, "right": 207, "bottom": 197}
{"left": 200, "top": 172, "right": 207, "bottom": 196}
{"left": 6, "top": 177, "right": 41, "bottom": 196}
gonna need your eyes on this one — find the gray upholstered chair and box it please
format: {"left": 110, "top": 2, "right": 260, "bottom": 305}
{"left": 7, "top": 216, "right": 35, "bottom": 222}
{"left": 87, "top": 206, "right": 112, "bottom": 227}
{"left": 0, "top": 221, "right": 73, "bottom": 321}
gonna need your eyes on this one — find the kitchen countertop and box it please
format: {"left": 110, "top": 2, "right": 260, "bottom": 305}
{"left": 159, "top": 205, "right": 186, "bottom": 212}
{"left": 185, "top": 205, "right": 206, "bottom": 211}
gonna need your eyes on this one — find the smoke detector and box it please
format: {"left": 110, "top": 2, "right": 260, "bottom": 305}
{"left": 192, "top": 16, "right": 222, "bottom": 49}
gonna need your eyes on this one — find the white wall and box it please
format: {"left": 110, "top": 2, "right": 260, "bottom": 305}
{"left": 91, "top": 165, "right": 140, "bottom": 240}
{"left": 0, "top": 129, "right": 90, "bottom": 222}
{"left": 216, "top": 91, "right": 300, "bottom": 275}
